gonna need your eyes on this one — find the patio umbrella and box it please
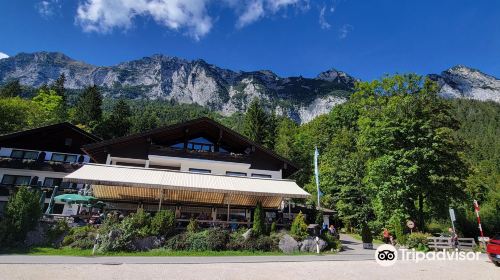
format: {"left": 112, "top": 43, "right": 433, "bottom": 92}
{"left": 54, "top": 194, "right": 97, "bottom": 204}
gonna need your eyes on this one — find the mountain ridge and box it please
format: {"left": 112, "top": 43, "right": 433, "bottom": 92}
{"left": 1, "top": 52, "right": 499, "bottom": 123}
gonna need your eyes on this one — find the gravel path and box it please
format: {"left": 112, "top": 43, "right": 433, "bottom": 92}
{"left": 0, "top": 259, "right": 498, "bottom": 280}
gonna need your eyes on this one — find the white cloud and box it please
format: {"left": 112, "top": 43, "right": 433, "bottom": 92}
{"left": 0, "top": 52, "right": 9, "bottom": 60}
{"left": 74, "top": 0, "right": 312, "bottom": 39}
{"left": 318, "top": 5, "right": 331, "bottom": 30}
{"left": 338, "top": 23, "right": 353, "bottom": 39}
{"left": 36, "top": 0, "right": 61, "bottom": 18}
{"left": 235, "top": 0, "right": 310, "bottom": 28}
{"left": 76, "top": 0, "right": 213, "bottom": 40}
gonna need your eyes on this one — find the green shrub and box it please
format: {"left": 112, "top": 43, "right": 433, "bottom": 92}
{"left": 321, "top": 232, "right": 341, "bottom": 250}
{"left": 406, "top": 232, "right": 431, "bottom": 250}
{"left": 290, "top": 212, "right": 308, "bottom": 240}
{"left": 270, "top": 222, "right": 277, "bottom": 233}
{"left": 62, "top": 225, "right": 97, "bottom": 249}
{"left": 121, "top": 209, "right": 151, "bottom": 238}
{"left": 165, "top": 233, "right": 188, "bottom": 250}
{"left": 0, "top": 186, "right": 42, "bottom": 246}
{"left": 205, "top": 228, "right": 229, "bottom": 251}
{"left": 252, "top": 202, "right": 265, "bottom": 236}
{"left": 426, "top": 220, "right": 449, "bottom": 235}
{"left": 243, "top": 235, "right": 276, "bottom": 251}
{"left": 150, "top": 210, "right": 175, "bottom": 237}
{"left": 186, "top": 230, "right": 209, "bottom": 251}
{"left": 187, "top": 218, "right": 198, "bottom": 233}
{"left": 361, "top": 223, "right": 373, "bottom": 243}
{"left": 389, "top": 216, "right": 407, "bottom": 245}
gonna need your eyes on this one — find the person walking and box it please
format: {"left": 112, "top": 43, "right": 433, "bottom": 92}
{"left": 449, "top": 227, "right": 459, "bottom": 248}
{"left": 383, "top": 228, "right": 391, "bottom": 244}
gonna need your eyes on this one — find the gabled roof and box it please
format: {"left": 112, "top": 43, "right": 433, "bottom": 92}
{"left": 0, "top": 122, "right": 101, "bottom": 142}
{"left": 0, "top": 122, "right": 101, "bottom": 154}
{"left": 83, "top": 117, "right": 299, "bottom": 177}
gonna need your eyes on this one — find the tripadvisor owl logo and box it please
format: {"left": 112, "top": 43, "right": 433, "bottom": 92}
{"left": 375, "top": 244, "right": 398, "bottom": 267}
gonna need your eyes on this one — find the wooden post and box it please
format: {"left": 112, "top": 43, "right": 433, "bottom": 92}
{"left": 227, "top": 201, "right": 230, "bottom": 223}
{"left": 288, "top": 200, "right": 291, "bottom": 224}
{"left": 158, "top": 188, "right": 164, "bottom": 211}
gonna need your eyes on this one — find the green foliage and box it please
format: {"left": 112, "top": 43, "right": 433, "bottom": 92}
{"left": 360, "top": 223, "right": 373, "bottom": 244}
{"left": 74, "top": 85, "right": 103, "bottom": 127}
{"left": 121, "top": 209, "right": 151, "bottom": 238}
{"left": 149, "top": 210, "right": 176, "bottom": 237}
{"left": 46, "top": 220, "right": 70, "bottom": 245}
{"left": 33, "top": 88, "right": 65, "bottom": 123}
{"left": 321, "top": 232, "right": 341, "bottom": 250}
{"left": 0, "top": 187, "right": 42, "bottom": 246}
{"left": 253, "top": 202, "right": 266, "bottom": 235}
{"left": 95, "top": 99, "right": 132, "bottom": 139}
{"left": 205, "top": 228, "right": 230, "bottom": 251}
{"left": 243, "top": 98, "right": 277, "bottom": 149}
{"left": 186, "top": 218, "right": 199, "bottom": 233}
{"left": 406, "top": 232, "right": 431, "bottom": 250}
{"left": 290, "top": 212, "right": 308, "bottom": 240}
{"left": 389, "top": 215, "right": 407, "bottom": 245}
{"left": 270, "top": 222, "right": 277, "bottom": 234}
{"left": 62, "top": 225, "right": 97, "bottom": 249}
{"left": 0, "top": 80, "right": 22, "bottom": 98}
{"left": 252, "top": 202, "right": 265, "bottom": 237}
{"left": 0, "top": 97, "right": 45, "bottom": 134}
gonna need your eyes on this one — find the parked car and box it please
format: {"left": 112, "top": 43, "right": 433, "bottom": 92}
{"left": 486, "top": 233, "right": 500, "bottom": 267}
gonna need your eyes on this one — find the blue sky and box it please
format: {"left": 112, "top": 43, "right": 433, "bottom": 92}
{"left": 0, "top": 0, "right": 499, "bottom": 80}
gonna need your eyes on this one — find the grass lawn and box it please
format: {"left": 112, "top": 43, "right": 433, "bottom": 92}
{"left": 3, "top": 247, "right": 327, "bottom": 257}
{"left": 347, "top": 233, "right": 384, "bottom": 245}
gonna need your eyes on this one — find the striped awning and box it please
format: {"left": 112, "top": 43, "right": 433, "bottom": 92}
{"left": 64, "top": 164, "right": 309, "bottom": 207}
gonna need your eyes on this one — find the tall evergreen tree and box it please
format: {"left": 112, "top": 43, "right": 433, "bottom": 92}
{"left": 51, "top": 73, "right": 67, "bottom": 103}
{"left": 0, "top": 80, "right": 22, "bottom": 98}
{"left": 74, "top": 85, "right": 102, "bottom": 127}
{"left": 243, "top": 98, "right": 269, "bottom": 146}
{"left": 97, "top": 99, "right": 132, "bottom": 139}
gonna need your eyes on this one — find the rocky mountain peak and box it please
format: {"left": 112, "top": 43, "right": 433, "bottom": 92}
{"left": 316, "top": 68, "right": 358, "bottom": 88}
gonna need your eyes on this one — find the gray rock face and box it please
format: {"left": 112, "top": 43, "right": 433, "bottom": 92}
{"left": 299, "top": 237, "right": 327, "bottom": 253}
{"left": 0, "top": 52, "right": 355, "bottom": 123}
{"left": 24, "top": 225, "right": 47, "bottom": 247}
{"left": 278, "top": 234, "right": 300, "bottom": 254}
{"left": 429, "top": 65, "right": 500, "bottom": 103}
{"left": 131, "top": 236, "right": 163, "bottom": 251}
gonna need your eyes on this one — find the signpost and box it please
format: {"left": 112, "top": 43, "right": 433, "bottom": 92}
{"left": 449, "top": 208, "right": 456, "bottom": 234}
{"left": 473, "top": 200, "right": 487, "bottom": 248}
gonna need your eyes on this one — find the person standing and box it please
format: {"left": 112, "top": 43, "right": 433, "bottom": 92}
{"left": 383, "top": 228, "right": 391, "bottom": 244}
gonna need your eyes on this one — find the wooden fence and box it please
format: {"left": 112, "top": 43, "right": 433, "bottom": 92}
{"left": 427, "top": 237, "right": 476, "bottom": 251}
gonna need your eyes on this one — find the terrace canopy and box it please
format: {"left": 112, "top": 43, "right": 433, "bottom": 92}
{"left": 63, "top": 164, "right": 309, "bottom": 209}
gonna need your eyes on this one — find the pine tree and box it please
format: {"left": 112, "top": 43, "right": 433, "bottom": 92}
{"left": 243, "top": 98, "right": 268, "bottom": 146}
{"left": 51, "top": 73, "right": 67, "bottom": 103}
{"left": 0, "top": 80, "right": 22, "bottom": 98}
{"left": 252, "top": 202, "right": 265, "bottom": 236}
{"left": 97, "top": 99, "right": 132, "bottom": 139}
{"left": 74, "top": 85, "right": 102, "bottom": 127}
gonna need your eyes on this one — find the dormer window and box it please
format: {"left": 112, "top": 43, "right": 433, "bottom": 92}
{"left": 170, "top": 137, "right": 228, "bottom": 153}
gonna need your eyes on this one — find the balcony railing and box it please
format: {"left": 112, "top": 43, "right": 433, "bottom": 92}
{"left": 0, "top": 183, "right": 78, "bottom": 197}
{"left": 149, "top": 146, "right": 251, "bottom": 163}
{"left": 0, "top": 157, "right": 83, "bottom": 172}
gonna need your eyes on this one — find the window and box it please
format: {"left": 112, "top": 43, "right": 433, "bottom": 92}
{"left": 43, "top": 177, "right": 63, "bottom": 187}
{"left": 10, "top": 150, "right": 39, "bottom": 160}
{"left": 51, "top": 153, "right": 78, "bottom": 163}
{"left": 189, "top": 168, "right": 211, "bottom": 174}
{"left": 251, "top": 173, "right": 272, "bottom": 179}
{"left": 226, "top": 171, "right": 247, "bottom": 177}
{"left": 1, "top": 175, "right": 31, "bottom": 186}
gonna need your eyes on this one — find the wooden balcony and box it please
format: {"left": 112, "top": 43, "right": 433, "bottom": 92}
{"left": 149, "top": 146, "right": 251, "bottom": 164}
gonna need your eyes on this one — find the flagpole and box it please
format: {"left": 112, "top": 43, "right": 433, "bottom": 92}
{"left": 314, "top": 146, "right": 320, "bottom": 208}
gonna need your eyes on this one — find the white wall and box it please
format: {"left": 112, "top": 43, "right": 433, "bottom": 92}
{"left": 110, "top": 154, "right": 282, "bottom": 178}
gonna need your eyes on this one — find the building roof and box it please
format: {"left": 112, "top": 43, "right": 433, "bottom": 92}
{"left": 64, "top": 164, "right": 309, "bottom": 201}
{"left": 0, "top": 122, "right": 101, "bottom": 155}
{"left": 82, "top": 117, "right": 299, "bottom": 177}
